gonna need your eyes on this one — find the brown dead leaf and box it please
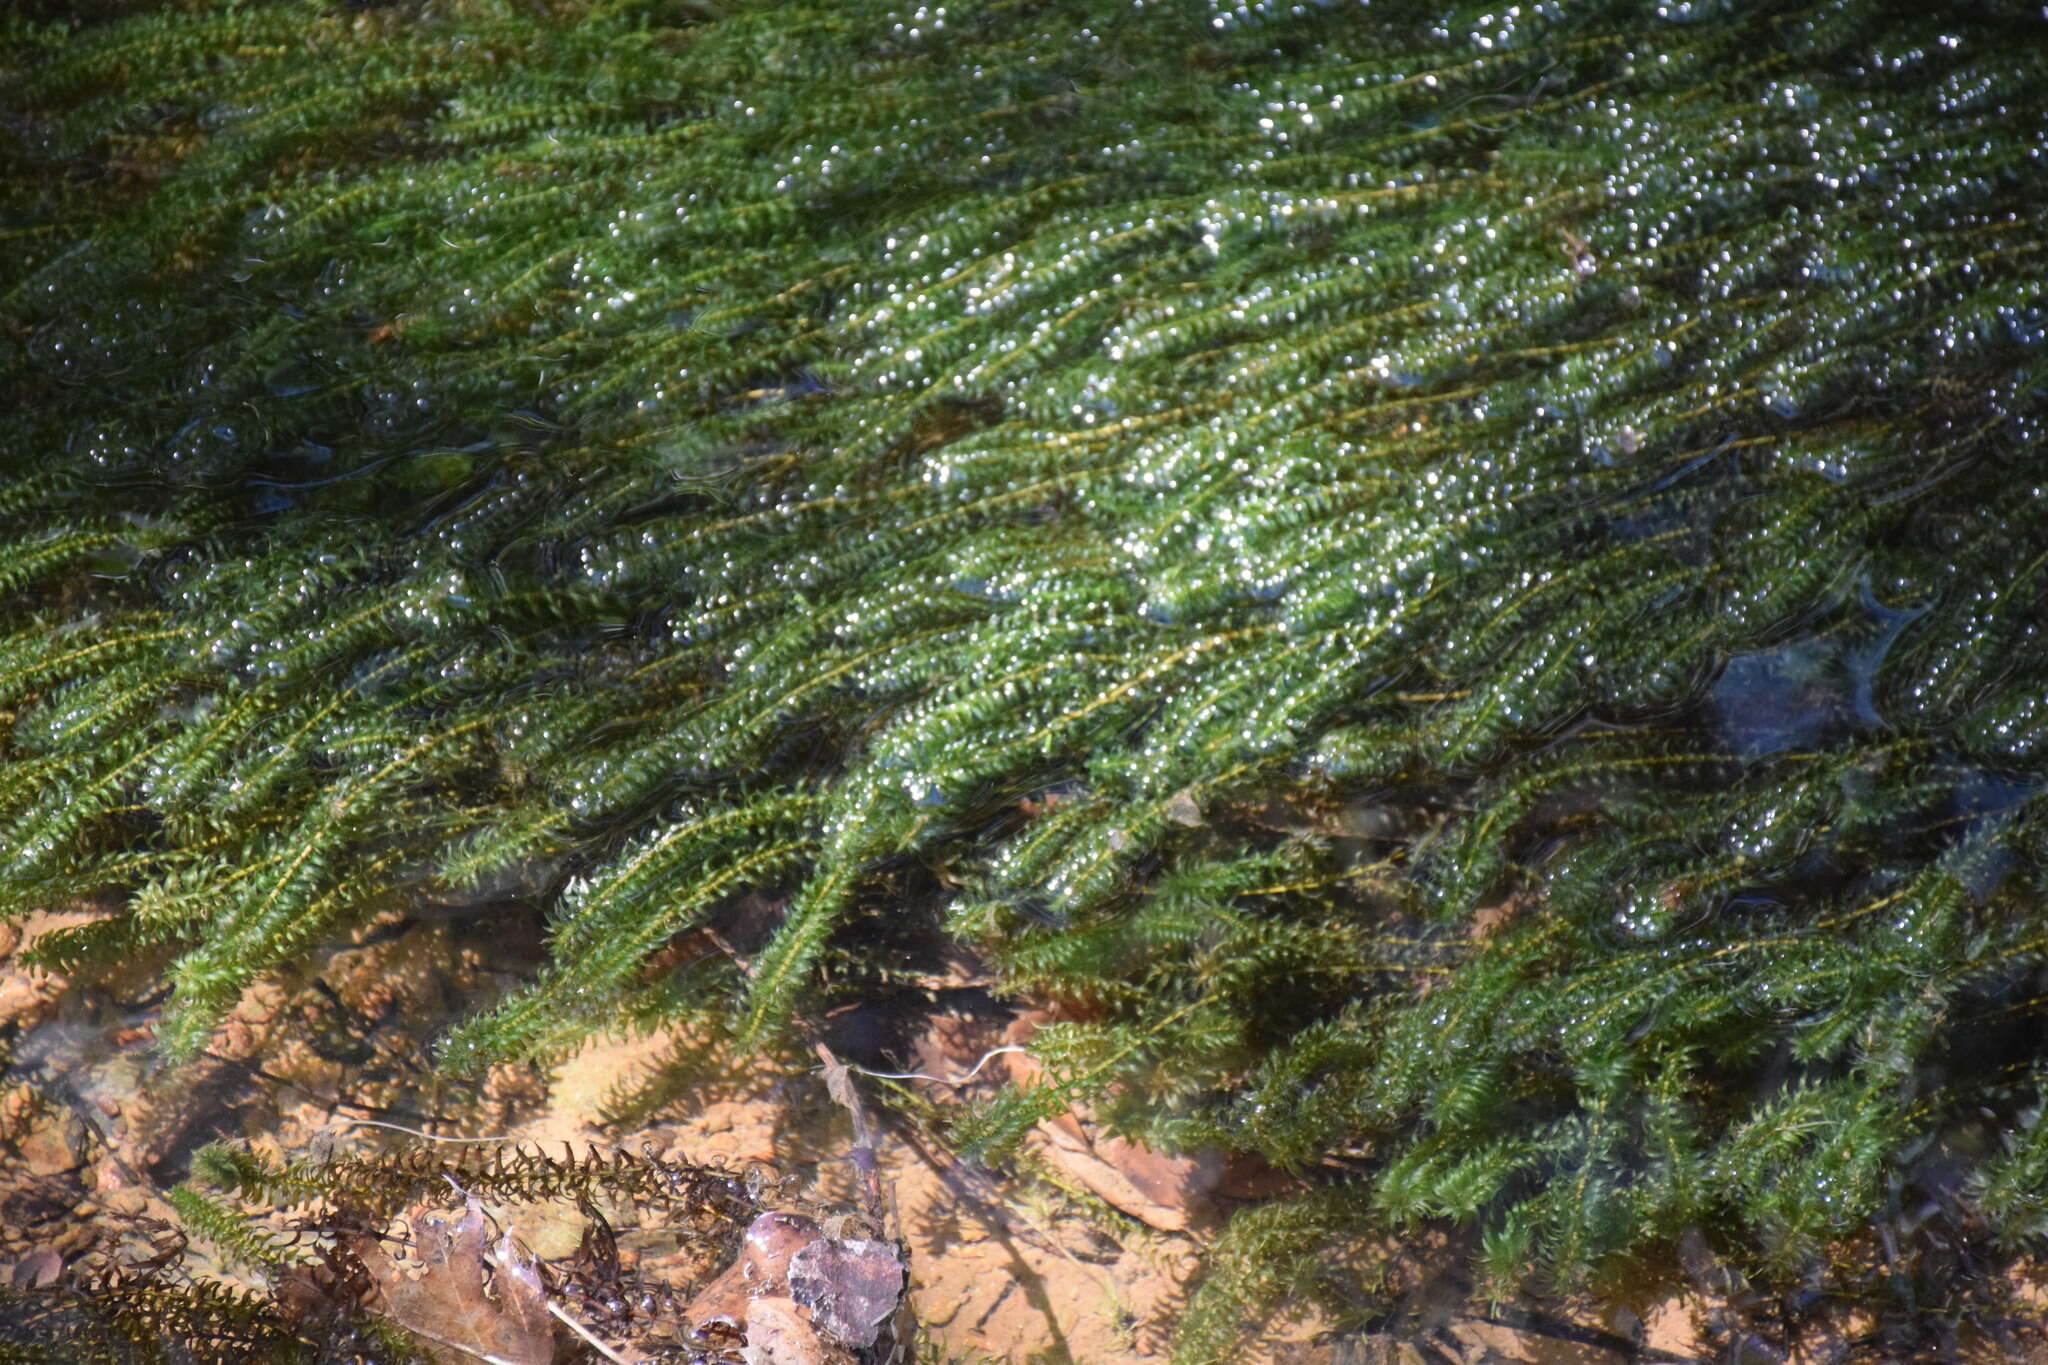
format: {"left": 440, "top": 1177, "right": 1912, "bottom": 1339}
{"left": 490, "top": 1228, "right": 555, "bottom": 1359}
{"left": 680, "top": 1211, "right": 823, "bottom": 1343}
{"left": 787, "top": 1236, "right": 905, "bottom": 1348}
{"left": 1031, "top": 1113, "right": 1222, "bottom": 1234}
{"left": 741, "top": 1295, "right": 827, "bottom": 1365}
{"left": 679, "top": 1211, "right": 897, "bottom": 1362}
{"left": 355, "top": 1198, "right": 556, "bottom": 1365}
{"left": 1004, "top": 1026, "right": 1225, "bottom": 1233}
{"left": 7, "top": 1249, "right": 62, "bottom": 1289}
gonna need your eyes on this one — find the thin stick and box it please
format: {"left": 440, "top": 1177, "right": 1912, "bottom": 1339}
{"left": 813, "top": 1041, "right": 888, "bottom": 1227}
{"left": 707, "top": 928, "right": 894, "bottom": 1235}
{"left": 548, "top": 1301, "right": 636, "bottom": 1365}
{"left": 333, "top": 1117, "right": 523, "bottom": 1143}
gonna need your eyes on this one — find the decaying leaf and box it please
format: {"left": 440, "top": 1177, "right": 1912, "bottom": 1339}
{"left": 1031, "top": 1110, "right": 1222, "bottom": 1234}
{"left": 679, "top": 1209, "right": 906, "bottom": 1362}
{"left": 740, "top": 1295, "right": 824, "bottom": 1365}
{"left": 7, "top": 1249, "right": 63, "bottom": 1289}
{"left": 490, "top": 1227, "right": 555, "bottom": 1356}
{"left": 786, "top": 1237, "right": 904, "bottom": 1349}
{"left": 680, "top": 1210, "right": 823, "bottom": 1344}
{"left": 354, "top": 1197, "right": 556, "bottom": 1365}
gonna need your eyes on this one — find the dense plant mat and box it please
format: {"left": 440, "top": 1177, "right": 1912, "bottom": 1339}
{"left": 3, "top": 0, "right": 2047, "bottom": 1355}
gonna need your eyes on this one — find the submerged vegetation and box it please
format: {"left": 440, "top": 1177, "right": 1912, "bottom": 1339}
{"left": 2, "top": 0, "right": 2047, "bottom": 1353}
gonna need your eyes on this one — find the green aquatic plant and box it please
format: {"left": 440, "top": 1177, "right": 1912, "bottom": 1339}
{"left": 3, "top": 0, "right": 2046, "bottom": 1354}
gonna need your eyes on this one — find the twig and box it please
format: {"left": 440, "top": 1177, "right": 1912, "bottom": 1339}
{"left": 334, "top": 1116, "right": 525, "bottom": 1143}
{"left": 198, "top": 1048, "right": 456, "bottom": 1126}
{"left": 813, "top": 1041, "right": 888, "bottom": 1228}
{"left": 705, "top": 928, "right": 895, "bottom": 1236}
{"left": 548, "top": 1301, "right": 638, "bottom": 1365}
